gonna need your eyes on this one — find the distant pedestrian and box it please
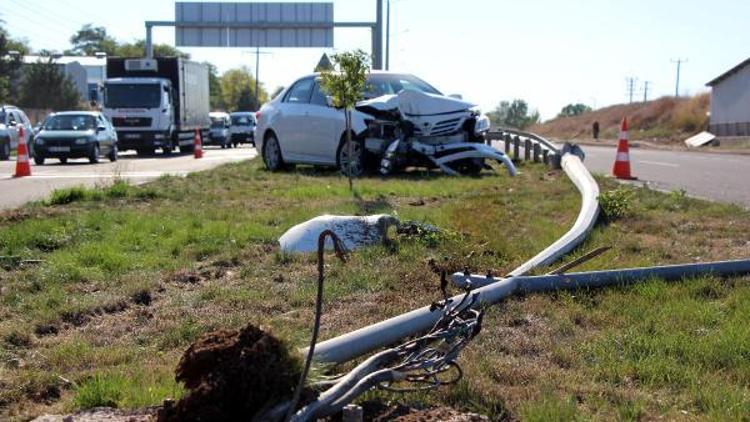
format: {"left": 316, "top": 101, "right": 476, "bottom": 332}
{"left": 592, "top": 121, "right": 600, "bottom": 140}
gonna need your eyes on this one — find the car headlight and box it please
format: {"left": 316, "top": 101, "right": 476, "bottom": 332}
{"left": 75, "top": 138, "right": 90, "bottom": 145}
{"left": 474, "top": 115, "right": 491, "bottom": 135}
{"left": 35, "top": 137, "right": 45, "bottom": 145}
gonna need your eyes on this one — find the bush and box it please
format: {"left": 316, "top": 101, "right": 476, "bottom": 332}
{"left": 599, "top": 188, "right": 635, "bottom": 221}
{"left": 105, "top": 180, "right": 131, "bottom": 198}
{"left": 671, "top": 93, "right": 709, "bottom": 133}
{"left": 47, "top": 187, "right": 87, "bottom": 205}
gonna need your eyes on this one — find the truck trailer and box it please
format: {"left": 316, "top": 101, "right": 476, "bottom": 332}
{"left": 103, "top": 57, "right": 210, "bottom": 155}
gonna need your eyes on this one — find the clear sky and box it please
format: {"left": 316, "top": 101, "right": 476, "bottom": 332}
{"left": 2, "top": 0, "right": 749, "bottom": 118}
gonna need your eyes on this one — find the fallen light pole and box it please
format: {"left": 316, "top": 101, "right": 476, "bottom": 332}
{"left": 312, "top": 259, "right": 750, "bottom": 364}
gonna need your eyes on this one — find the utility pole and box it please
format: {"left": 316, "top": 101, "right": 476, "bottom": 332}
{"left": 626, "top": 77, "right": 638, "bottom": 103}
{"left": 671, "top": 58, "right": 688, "bottom": 97}
{"left": 243, "top": 48, "right": 272, "bottom": 109}
{"left": 385, "top": 0, "right": 390, "bottom": 70}
{"left": 643, "top": 81, "right": 651, "bottom": 102}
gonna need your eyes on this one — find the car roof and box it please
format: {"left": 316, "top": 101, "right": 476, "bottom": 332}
{"left": 296, "top": 70, "right": 413, "bottom": 80}
{"left": 229, "top": 112, "right": 254, "bottom": 116}
{"left": 210, "top": 112, "right": 230, "bottom": 117}
{"left": 50, "top": 111, "right": 101, "bottom": 117}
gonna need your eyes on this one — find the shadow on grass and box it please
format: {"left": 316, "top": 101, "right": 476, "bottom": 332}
{"left": 270, "top": 164, "right": 505, "bottom": 182}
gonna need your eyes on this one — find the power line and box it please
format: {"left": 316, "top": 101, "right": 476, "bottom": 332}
{"left": 671, "top": 58, "right": 688, "bottom": 97}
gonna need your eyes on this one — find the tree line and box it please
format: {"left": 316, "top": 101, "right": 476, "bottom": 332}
{"left": 0, "top": 23, "right": 268, "bottom": 113}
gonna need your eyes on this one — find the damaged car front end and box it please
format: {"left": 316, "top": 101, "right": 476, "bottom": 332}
{"left": 356, "top": 90, "right": 515, "bottom": 176}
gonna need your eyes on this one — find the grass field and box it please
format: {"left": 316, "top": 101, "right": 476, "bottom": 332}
{"left": 1, "top": 158, "right": 749, "bottom": 420}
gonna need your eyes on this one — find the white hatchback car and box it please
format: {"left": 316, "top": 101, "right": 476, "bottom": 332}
{"left": 256, "top": 71, "right": 498, "bottom": 176}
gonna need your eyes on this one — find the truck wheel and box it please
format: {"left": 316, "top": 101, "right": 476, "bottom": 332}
{"left": 59, "top": 157, "right": 68, "bottom": 164}
{"left": 109, "top": 144, "right": 118, "bottom": 162}
{"left": 0, "top": 141, "right": 9, "bottom": 160}
{"left": 89, "top": 144, "right": 100, "bottom": 164}
{"left": 262, "top": 134, "right": 285, "bottom": 171}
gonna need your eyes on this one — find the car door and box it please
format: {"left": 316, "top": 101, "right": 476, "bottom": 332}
{"left": 96, "top": 115, "right": 112, "bottom": 154}
{"left": 305, "top": 80, "right": 346, "bottom": 164}
{"left": 275, "top": 77, "right": 314, "bottom": 161}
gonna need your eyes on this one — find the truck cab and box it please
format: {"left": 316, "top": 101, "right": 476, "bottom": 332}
{"left": 103, "top": 57, "right": 210, "bottom": 156}
{"left": 103, "top": 78, "right": 175, "bottom": 155}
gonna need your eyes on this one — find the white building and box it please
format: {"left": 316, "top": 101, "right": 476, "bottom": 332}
{"left": 22, "top": 55, "right": 107, "bottom": 103}
{"left": 706, "top": 58, "right": 750, "bottom": 137}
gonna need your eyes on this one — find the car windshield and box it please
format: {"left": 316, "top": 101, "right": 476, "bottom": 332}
{"left": 231, "top": 115, "right": 253, "bottom": 125}
{"left": 44, "top": 115, "right": 97, "bottom": 131}
{"left": 364, "top": 74, "right": 442, "bottom": 99}
{"left": 210, "top": 117, "right": 228, "bottom": 128}
{"left": 105, "top": 83, "right": 161, "bottom": 108}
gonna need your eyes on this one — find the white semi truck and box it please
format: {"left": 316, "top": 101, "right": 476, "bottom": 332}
{"left": 103, "top": 57, "right": 210, "bottom": 155}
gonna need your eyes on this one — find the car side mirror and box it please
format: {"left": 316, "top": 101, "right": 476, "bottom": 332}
{"left": 97, "top": 125, "right": 106, "bottom": 132}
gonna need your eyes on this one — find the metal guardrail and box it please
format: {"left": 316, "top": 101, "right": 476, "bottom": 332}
{"left": 485, "top": 128, "right": 562, "bottom": 168}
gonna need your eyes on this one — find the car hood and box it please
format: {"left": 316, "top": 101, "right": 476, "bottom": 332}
{"left": 356, "top": 90, "right": 476, "bottom": 118}
{"left": 38, "top": 130, "right": 95, "bottom": 138}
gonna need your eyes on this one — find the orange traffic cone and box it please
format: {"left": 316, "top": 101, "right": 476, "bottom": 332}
{"left": 14, "top": 126, "right": 31, "bottom": 177}
{"left": 194, "top": 129, "right": 203, "bottom": 159}
{"left": 612, "top": 117, "right": 636, "bottom": 180}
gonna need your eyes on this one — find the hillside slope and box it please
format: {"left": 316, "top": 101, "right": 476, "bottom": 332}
{"left": 531, "top": 94, "right": 709, "bottom": 142}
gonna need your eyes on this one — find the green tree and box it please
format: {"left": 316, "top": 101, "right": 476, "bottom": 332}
{"left": 219, "top": 67, "right": 267, "bottom": 112}
{"left": 487, "top": 99, "right": 540, "bottom": 129}
{"left": 0, "top": 24, "right": 23, "bottom": 102}
{"left": 17, "top": 57, "right": 81, "bottom": 110}
{"left": 114, "top": 40, "right": 189, "bottom": 58}
{"left": 320, "top": 49, "right": 370, "bottom": 190}
{"left": 206, "top": 63, "right": 224, "bottom": 110}
{"left": 67, "top": 24, "right": 118, "bottom": 56}
{"left": 558, "top": 103, "right": 592, "bottom": 118}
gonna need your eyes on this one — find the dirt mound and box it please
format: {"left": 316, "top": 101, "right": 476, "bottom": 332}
{"left": 531, "top": 93, "right": 709, "bottom": 141}
{"left": 159, "top": 323, "right": 301, "bottom": 421}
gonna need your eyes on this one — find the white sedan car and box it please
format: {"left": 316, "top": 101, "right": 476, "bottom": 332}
{"left": 255, "top": 71, "right": 511, "bottom": 177}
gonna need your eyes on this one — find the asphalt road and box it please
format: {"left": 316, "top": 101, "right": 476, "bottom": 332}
{"left": 581, "top": 145, "right": 750, "bottom": 208}
{"left": 0, "top": 145, "right": 257, "bottom": 210}
{"left": 491, "top": 140, "right": 749, "bottom": 208}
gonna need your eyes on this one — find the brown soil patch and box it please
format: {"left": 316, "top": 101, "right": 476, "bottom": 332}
{"left": 158, "top": 323, "right": 301, "bottom": 421}
{"left": 365, "top": 403, "right": 489, "bottom": 421}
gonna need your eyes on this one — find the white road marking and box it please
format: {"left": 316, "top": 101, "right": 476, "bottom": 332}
{"left": 638, "top": 160, "right": 679, "bottom": 168}
{"left": 2, "top": 172, "right": 189, "bottom": 180}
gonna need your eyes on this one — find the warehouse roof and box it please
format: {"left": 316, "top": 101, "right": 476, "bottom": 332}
{"left": 707, "top": 57, "right": 750, "bottom": 87}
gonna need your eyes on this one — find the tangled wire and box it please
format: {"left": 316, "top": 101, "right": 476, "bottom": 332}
{"left": 265, "top": 231, "right": 484, "bottom": 422}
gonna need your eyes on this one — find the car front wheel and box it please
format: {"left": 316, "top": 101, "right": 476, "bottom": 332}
{"left": 109, "top": 144, "right": 118, "bottom": 162}
{"left": 34, "top": 156, "right": 45, "bottom": 165}
{"left": 0, "top": 142, "right": 9, "bottom": 160}
{"left": 89, "top": 144, "right": 100, "bottom": 164}
{"left": 262, "top": 134, "right": 285, "bottom": 171}
{"left": 337, "top": 138, "right": 366, "bottom": 178}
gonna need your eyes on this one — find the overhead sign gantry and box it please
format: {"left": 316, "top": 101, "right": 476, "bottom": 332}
{"left": 145, "top": 1, "right": 384, "bottom": 69}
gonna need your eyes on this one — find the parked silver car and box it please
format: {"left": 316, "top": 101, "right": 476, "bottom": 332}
{"left": 0, "top": 105, "right": 35, "bottom": 160}
{"left": 255, "top": 71, "right": 507, "bottom": 176}
{"left": 33, "top": 111, "right": 118, "bottom": 164}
